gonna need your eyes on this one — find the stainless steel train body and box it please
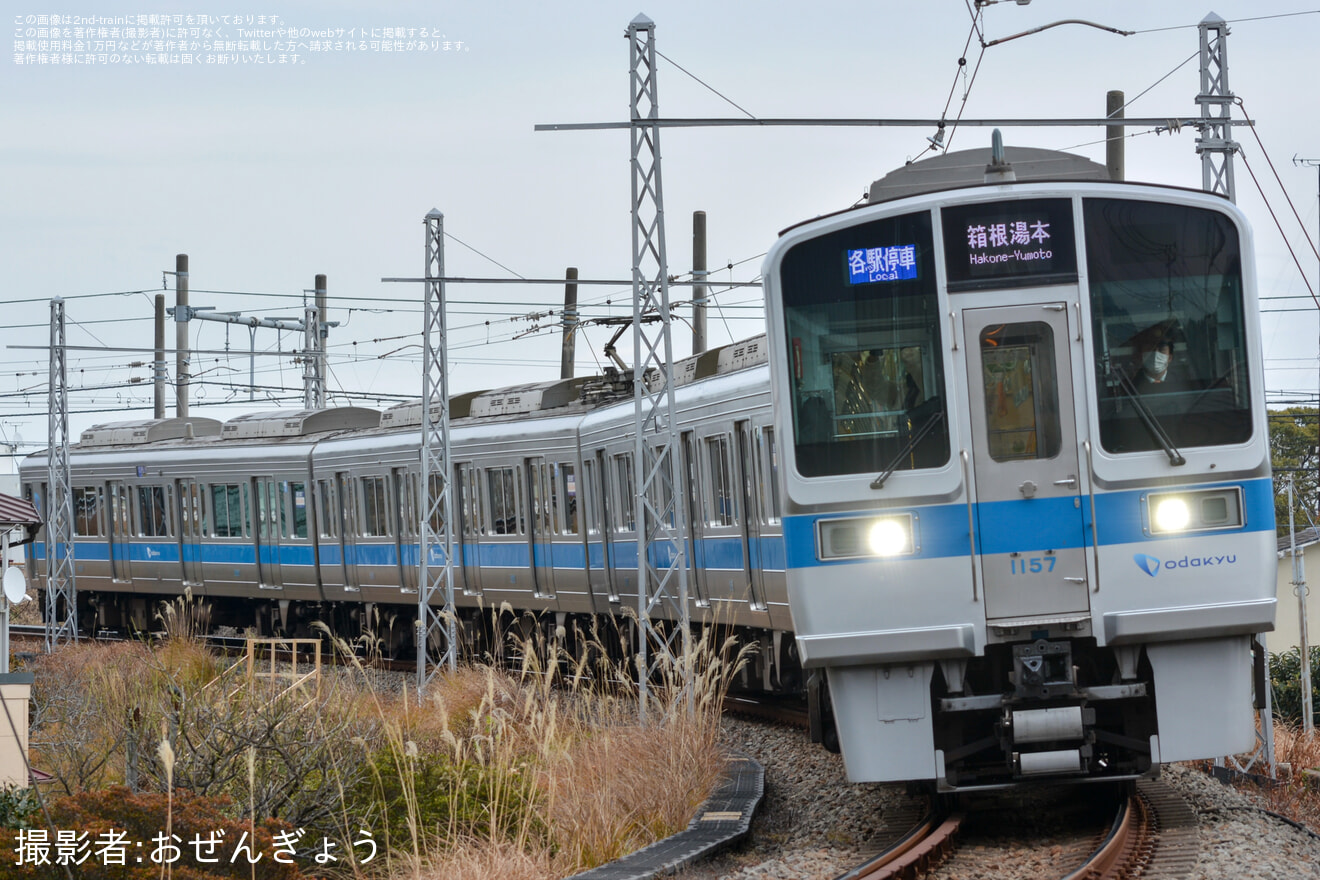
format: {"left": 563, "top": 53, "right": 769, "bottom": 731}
{"left": 761, "top": 169, "right": 1275, "bottom": 789}
{"left": 21, "top": 339, "right": 794, "bottom": 686}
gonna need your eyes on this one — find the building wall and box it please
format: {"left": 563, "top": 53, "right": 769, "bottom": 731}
{"left": 1274, "top": 543, "right": 1320, "bottom": 655}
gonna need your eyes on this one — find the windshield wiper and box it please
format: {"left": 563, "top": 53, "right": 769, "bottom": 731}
{"left": 1107, "top": 365, "right": 1185, "bottom": 466}
{"left": 871, "top": 410, "right": 944, "bottom": 489}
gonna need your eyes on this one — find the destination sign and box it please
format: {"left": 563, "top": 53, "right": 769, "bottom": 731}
{"left": 846, "top": 244, "right": 918, "bottom": 284}
{"left": 942, "top": 198, "right": 1077, "bottom": 290}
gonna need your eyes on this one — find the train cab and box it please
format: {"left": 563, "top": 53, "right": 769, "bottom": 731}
{"left": 762, "top": 145, "right": 1276, "bottom": 789}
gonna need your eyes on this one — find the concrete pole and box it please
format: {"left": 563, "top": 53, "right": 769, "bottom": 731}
{"left": 1105, "top": 90, "right": 1125, "bottom": 182}
{"left": 1, "top": 532, "right": 8, "bottom": 675}
{"left": 153, "top": 294, "right": 166, "bottom": 419}
{"left": 560, "top": 268, "right": 578, "bottom": 380}
{"left": 174, "top": 254, "right": 189, "bottom": 417}
{"left": 1290, "top": 477, "right": 1315, "bottom": 733}
{"left": 692, "top": 211, "right": 708, "bottom": 355}
{"left": 312, "top": 273, "right": 326, "bottom": 408}
{"left": 312, "top": 275, "right": 326, "bottom": 408}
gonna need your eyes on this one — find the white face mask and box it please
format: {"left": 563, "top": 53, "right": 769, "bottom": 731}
{"left": 1145, "top": 349, "right": 1171, "bottom": 377}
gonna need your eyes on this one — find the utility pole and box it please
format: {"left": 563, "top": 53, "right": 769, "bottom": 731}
{"left": 315, "top": 275, "right": 328, "bottom": 408}
{"left": 1287, "top": 476, "right": 1315, "bottom": 733}
{"left": 560, "top": 268, "right": 578, "bottom": 380}
{"left": 154, "top": 294, "right": 166, "bottom": 419}
{"left": 1105, "top": 90, "right": 1125, "bottom": 182}
{"left": 692, "top": 211, "right": 707, "bottom": 355}
{"left": 1295, "top": 153, "right": 1320, "bottom": 734}
{"left": 174, "top": 254, "right": 189, "bottom": 417}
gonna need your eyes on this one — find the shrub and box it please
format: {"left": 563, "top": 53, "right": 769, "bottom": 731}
{"left": 1271, "top": 646, "right": 1320, "bottom": 725}
{"left": 0, "top": 788, "right": 39, "bottom": 830}
{"left": 344, "top": 745, "right": 545, "bottom": 855}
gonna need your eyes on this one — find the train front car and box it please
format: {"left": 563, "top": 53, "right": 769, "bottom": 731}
{"left": 762, "top": 151, "right": 1274, "bottom": 791}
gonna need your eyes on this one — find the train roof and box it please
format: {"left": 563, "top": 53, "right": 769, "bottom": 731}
{"left": 24, "top": 333, "right": 771, "bottom": 467}
{"left": 221, "top": 407, "right": 381, "bottom": 439}
{"left": 79, "top": 417, "right": 224, "bottom": 447}
{"left": 866, "top": 145, "right": 1109, "bottom": 204}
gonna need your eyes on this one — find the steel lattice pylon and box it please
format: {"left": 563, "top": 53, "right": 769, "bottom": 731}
{"left": 628, "top": 14, "right": 692, "bottom": 717}
{"left": 302, "top": 303, "right": 322, "bottom": 410}
{"left": 417, "top": 209, "right": 458, "bottom": 694}
{"left": 1194, "top": 14, "right": 1275, "bottom": 775}
{"left": 1196, "top": 13, "right": 1238, "bottom": 201}
{"left": 45, "top": 298, "right": 77, "bottom": 651}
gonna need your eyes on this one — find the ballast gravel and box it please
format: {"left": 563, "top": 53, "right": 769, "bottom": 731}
{"left": 675, "top": 718, "right": 1320, "bottom": 880}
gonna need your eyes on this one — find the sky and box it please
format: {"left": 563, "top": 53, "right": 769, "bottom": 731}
{"left": 3, "top": 1, "right": 1319, "bottom": 468}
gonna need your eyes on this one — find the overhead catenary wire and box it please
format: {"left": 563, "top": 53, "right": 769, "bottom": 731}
{"left": 1131, "top": 9, "right": 1320, "bottom": 35}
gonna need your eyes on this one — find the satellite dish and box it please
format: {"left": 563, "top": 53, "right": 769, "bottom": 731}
{"left": 3, "top": 568, "right": 27, "bottom": 605}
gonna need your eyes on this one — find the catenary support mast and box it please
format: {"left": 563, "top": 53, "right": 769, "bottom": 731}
{"left": 628, "top": 14, "right": 692, "bottom": 716}
{"left": 1196, "top": 13, "right": 1237, "bottom": 201}
{"left": 45, "top": 298, "right": 77, "bottom": 650}
{"left": 417, "top": 209, "right": 458, "bottom": 695}
{"left": 1195, "top": 13, "right": 1276, "bottom": 774}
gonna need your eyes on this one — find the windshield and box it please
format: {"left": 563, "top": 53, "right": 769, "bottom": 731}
{"left": 1084, "top": 197, "right": 1251, "bottom": 454}
{"left": 779, "top": 210, "right": 949, "bottom": 478}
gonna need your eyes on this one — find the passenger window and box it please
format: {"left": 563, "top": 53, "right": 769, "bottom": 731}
{"left": 583, "top": 460, "right": 600, "bottom": 536}
{"left": 704, "top": 436, "right": 736, "bottom": 527}
{"left": 210, "top": 484, "right": 248, "bottom": 538}
{"left": 556, "top": 463, "right": 578, "bottom": 535}
{"left": 136, "top": 485, "right": 170, "bottom": 537}
{"left": 457, "top": 464, "right": 484, "bottom": 537}
{"left": 612, "top": 454, "right": 635, "bottom": 532}
{"left": 979, "top": 322, "right": 1061, "bottom": 462}
{"left": 317, "top": 480, "right": 337, "bottom": 538}
{"left": 758, "top": 427, "right": 781, "bottom": 525}
{"left": 487, "top": 466, "right": 519, "bottom": 535}
{"left": 428, "top": 472, "right": 446, "bottom": 534}
{"left": 73, "top": 486, "right": 102, "bottom": 536}
{"left": 289, "top": 482, "right": 308, "bottom": 539}
{"left": 360, "top": 475, "right": 390, "bottom": 537}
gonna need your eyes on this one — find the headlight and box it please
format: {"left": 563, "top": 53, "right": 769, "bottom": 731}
{"left": 1153, "top": 497, "right": 1190, "bottom": 532}
{"left": 817, "top": 514, "right": 916, "bottom": 560}
{"left": 1146, "top": 487, "right": 1244, "bottom": 535}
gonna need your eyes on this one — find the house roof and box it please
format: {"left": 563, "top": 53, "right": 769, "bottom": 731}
{"left": 0, "top": 493, "right": 41, "bottom": 547}
{"left": 1277, "top": 526, "right": 1320, "bottom": 557}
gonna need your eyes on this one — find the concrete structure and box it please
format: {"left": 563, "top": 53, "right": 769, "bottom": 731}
{"left": 1275, "top": 527, "right": 1320, "bottom": 654}
{"left": 0, "top": 492, "right": 40, "bottom": 788}
{"left": 0, "top": 672, "right": 32, "bottom": 788}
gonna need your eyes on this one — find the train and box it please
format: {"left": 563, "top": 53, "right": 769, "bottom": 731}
{"left": 761, "top": 144, "right": 1276, "bottom": 789}
{"left": 22, "top": 143, "right": 1276, "bottom": 791}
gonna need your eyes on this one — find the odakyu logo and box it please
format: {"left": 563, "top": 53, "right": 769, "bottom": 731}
{"left": 1133, "top": 554, "right": 1161, "bottom": 577}
{"left": 1132, "top": 552, "right": 1237, "bottom": 577}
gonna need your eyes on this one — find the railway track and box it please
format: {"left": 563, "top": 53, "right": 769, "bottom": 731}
{"left": 828, "top": 778, "right": 1198, "bottom": 880}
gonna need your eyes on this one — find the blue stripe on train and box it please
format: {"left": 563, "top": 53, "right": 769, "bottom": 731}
{"left": 783, "top": 477, "right": 1275, "bottom": 569}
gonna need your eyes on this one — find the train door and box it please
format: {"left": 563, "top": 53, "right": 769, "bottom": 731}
{"left": 456, "top": 463, "right": 483, "bottom": 596}
{"left": 392, "top": 468, "right": 418, "bottom": 594}
{"left": 595, "top": 450, "right": 621, "bottom": 602}
{"left": 336, "top": 472, "right": 360, "bottom": 591}
{"left": 253, "top": 477, "right": 284, "bottom": 590}
{"left": 681, "top": 432, "right": 708, "bottom": 605}
{"left": 525, "top": 457, "right": 556, "bottom": 599}
{"left": 581, "top": 458, "right": 611, "bottom": 605}
{"left": 176, "top": 479, "right": 204, "bottom": 588}
{"left": 962, "top": 302, "right": 1089, "bottom": 621}
{"left": 735, "top": 421, "right": 767, "bottom": 610}
{"left": 107, "top": 480, "right": 132, "bottom": 583}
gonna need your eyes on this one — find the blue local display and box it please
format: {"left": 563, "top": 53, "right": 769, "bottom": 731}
{"left": 846, "top": 244, "right": 918, "bottom": 284}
